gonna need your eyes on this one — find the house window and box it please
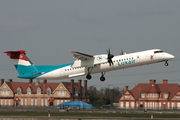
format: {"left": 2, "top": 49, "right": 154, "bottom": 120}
{"left": 125, "top": 95, "right": 130, "bottom": 98}
{"left": 1, "top": 99, "right": 3, "bottom": 105}
{"left": 1, "top": 90, "right": 10, "bottom": 96}
{"left": 41, "top": 99, "right": 44, "bottom": 106}
{"left": 149, "top": 94, "right": 152, "bottom": 98}
{"left": 45, "top": 99, "right": 48, "bottom": 106}
{"left": 17, "top": 90, "right": 21, "bottom": 95}
{"left": 21, "top": 98, "right": 23, "bottom": 106}
{"left": 57, "top": 100, "right": 59, "bottom": 105}
{"left": 57, "top": 90, "right": 66, "bottom": 96}
{"left": 159, "top": 102, "right": 161, "bottom": 109}
{"left": 47, "top": 90, "right": 51, "bottom": 96}
{"left": 25, "top": 99, "right": 27, "bottom": 106}
{"left": 120, "top": 102, "right": 124, "bottom": 108}
{"left": 37, "top": 89, "right": 41, "bottom": 96}
{"left": 31, "top": 99, "right": 33, "bottom": 106}
{"left": 9, "top": 99, "right": 11, "bottom": 106}
{"left": 35, "top": 99, "right": 37, "bottom": 106}
{"left": 155, "top": 94, "right": 159, "bottom": 98}
{"left": 27, "top": 90, "right": 31, "bottom": 96}
{"left": 141, "top": 94, "right": 145, "bottom": 98}
{"left": 164, "top": 94, "right": 168, "bottom": 98}
{"left": 161, "top": 94, "right": 163, "bottom": 98}
{"left": 177, "top": 96, "right": 180, "bottom": 99}
{"left": 5, "top": 99, "right": 7, "bottom": 105}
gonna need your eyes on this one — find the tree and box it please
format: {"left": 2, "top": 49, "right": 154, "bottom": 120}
{"left": 88, "top": 86, "right": 124, "bottom": 107}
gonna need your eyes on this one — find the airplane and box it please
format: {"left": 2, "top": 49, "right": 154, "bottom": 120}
{"left": 4, "top": 49, "right": 174, "bottom": 81}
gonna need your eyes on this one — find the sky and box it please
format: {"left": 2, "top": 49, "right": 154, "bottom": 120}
{"left": 0, "top": 0, "right": 180, "bottom": 90}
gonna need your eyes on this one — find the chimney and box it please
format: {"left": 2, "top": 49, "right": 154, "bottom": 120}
{"left": 71, "top": 79, "right": 74, "bottom": 101}
{"left": 78, "top": 79, "right": 82, "bottom": 101}
{"left": 9, "top": 79, "right": 12, "bottom": 82}
{"left": 163, "top": 79, "right": 168, "bottom": 84}
{"left": 84, "top": 80, "right": 87, "bottom": 102}
{"left": 1, "top": 79, "right": 4, "bottom": 86}
{"left": 43, "top": 79, "right": 47, "bottom": 84}
{"left": 29, "top": 79, "right": 33, "bottom": 85}
{"left": 150, "top": 79, "right": 156, "bottom": 84}
{"left": 125, "top": 86, "right": 129, "bottom": 91}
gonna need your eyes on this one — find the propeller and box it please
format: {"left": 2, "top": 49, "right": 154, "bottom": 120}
{"left": 107, "top": 48, "right": 114, "bottom": 66}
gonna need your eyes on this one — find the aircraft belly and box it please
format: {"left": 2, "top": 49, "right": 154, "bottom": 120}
{"left": 36, "top": 69, "right": 62, "bottom": 79}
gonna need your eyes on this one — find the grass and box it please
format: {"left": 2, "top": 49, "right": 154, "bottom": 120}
{"left": 0, "top": 111, "right": 180, "bottom": 118}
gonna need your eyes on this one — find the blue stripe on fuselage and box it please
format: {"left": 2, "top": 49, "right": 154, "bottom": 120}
{"left": 16, "top": 63, "right": 73, "bottom": 79}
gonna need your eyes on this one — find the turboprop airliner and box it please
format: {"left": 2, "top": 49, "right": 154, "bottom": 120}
{"left": 4, "top": 49, "right": 174, "bottom": 81}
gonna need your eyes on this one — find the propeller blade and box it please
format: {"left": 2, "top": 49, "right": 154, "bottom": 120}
{"left": 120, "top": 50, "right": 124, "bottom": 55}
{"left": 106, "top": 48, "right": 114, "bottom": 66}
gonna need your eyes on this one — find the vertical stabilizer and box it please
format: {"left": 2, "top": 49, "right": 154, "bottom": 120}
{"left": 4, "top": 50, "right": 37, "bottom": 75}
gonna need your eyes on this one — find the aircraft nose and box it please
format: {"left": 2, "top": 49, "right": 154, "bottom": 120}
{"left": 168, "top": 54, "right": 175, "bottom": 60}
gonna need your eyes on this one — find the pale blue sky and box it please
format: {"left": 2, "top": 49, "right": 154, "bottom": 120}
{"left": 1, "top": 0, "right": 180, "bottom": 89}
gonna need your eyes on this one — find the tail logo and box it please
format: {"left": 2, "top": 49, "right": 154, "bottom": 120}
{"left": 19, "top": 54, "right": 23, "bottom": 59}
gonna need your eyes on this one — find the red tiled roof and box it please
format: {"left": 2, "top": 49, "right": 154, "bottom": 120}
{"left": 6, "top": 82, "right": 59, "bottom": 94}
{"left": 129, "top": 83, "right": 180, "bottom": 100}
{"left": 5, "top": 81, "right": 82, "bottom": 94}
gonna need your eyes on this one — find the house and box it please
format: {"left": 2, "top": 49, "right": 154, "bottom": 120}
{"left": 0, "top": 79, "right": 89, "bottom": 107}
{"left": 119, "top": 79, "right": 180, "bottom": 109}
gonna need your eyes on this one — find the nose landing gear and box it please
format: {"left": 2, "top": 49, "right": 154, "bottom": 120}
{"left": 165, "top": 61, "right": 168, "bottom": 66}
{"left": 100, "top": 72, "right": 106, "bottom": 81}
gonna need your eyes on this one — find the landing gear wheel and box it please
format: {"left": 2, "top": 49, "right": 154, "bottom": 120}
{"left": 100, "top": 76, "right": 105, "bottom": 81}
{"left": 165, "top": 61, "right": 168, "bottom": 66}
{"left": 86, "top": 74, "right": 92, "bottom": 80}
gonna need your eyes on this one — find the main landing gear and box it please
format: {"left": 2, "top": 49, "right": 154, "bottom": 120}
{"left": 86, "top": 67, "right": 106, "bottom": 82}
{"left": 86, "top": 67, "right": 93, "bottom": 80}
{"left": 165, "top": 61, "right": 168, "bottom": 66}
{"left": 86, "top": 74, "right": 92, "bottom": 80}
{"left": 86, "top": 73, "right": 106, "bottom": 82}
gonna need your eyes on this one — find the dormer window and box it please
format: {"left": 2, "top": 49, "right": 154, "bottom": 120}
{"left": 17, "top": 89, "right": 21, "bottom": 95}
{"left": 37, "top": 89, "right": 41, "bottom": 96}
{"left": 27, "top": 87, "right": 31, "bottom": 96}
{"left": 164, "top": 94, "right": 168, "bottom": 98}
{"left": 27, "top": 89, "right": 31, "bottom": 96}
{"left": 141, "top": 93, "right": 145, "bottom": 98}
{"left": 47, "top": 89, "right": 51, "bottom": 96}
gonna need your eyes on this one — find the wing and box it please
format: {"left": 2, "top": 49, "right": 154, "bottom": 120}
{"left": 71, "top": 51, "right": 94, "bottom": 61}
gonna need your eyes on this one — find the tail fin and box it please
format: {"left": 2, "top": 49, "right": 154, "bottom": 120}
{"left": 4, "top": 50, "right": 37, "bottom": 76}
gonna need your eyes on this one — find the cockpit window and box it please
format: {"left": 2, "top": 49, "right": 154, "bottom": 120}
{"left": 154, "top": 51, "right": 164, "bottom": 54}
